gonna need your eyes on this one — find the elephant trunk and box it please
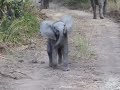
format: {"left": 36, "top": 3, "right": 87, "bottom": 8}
{"left": 54, "top": 31, "right": 64, "bottom": 47}
{"left": 54, "top": 25, "right": 67, "bottom": 48}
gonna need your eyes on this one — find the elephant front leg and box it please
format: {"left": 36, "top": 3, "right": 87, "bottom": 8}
{"left": 91, "top": 0, "right": 97, "bottom": 19}
{"left": 58, "top": 48, "right": 62, "bottom": 64}
{"left": 47, "top": 42, "right": 52, "bottom": 67}
{"left": 93, "top": 5, "right": 97, "bottom": 19}
{"left": 52, "top": 47, "right": 58, "bottom": 68}
{"left": 62, "top": 39, "right": 69, "bottom": 71}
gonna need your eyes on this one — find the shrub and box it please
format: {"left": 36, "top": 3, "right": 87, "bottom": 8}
{"left": 0, "top": 0, "right": 39, "bottom": 45}
{"left": 108, "top": 0, "right": 120, "bottom": 11}
{"left": 64, "top": 0, "right": 90, "bottom": 9}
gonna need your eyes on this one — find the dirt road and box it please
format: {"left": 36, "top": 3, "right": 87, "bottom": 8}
{"left": 0, "top": 5, "right": 120, "bottom": 90}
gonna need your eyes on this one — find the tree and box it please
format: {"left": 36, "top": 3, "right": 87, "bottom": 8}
{"left": 0, "top": 0, "right": 24, "bottom": 20}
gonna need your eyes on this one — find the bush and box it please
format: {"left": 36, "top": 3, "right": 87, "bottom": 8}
{"left": 0, "top": 13, "right": 39, "bottom": 44}
{"left": 64, "top": 0, "right": 90, "bottom": 9}
{"left": 108, "top": 0, "right": 120, "bottom": 11}
{"left": 0, "top": 0, "right": 39, "bottom": 45}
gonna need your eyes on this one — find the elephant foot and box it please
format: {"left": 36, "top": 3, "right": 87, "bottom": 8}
{"left": 100, "top": 16, "right": 104, "bottom": 19}
{"left": 104, "top": 14, "right": 107, "bottom": 17}
{"left": 62, "top": 66, "right": 70, "bottom": 71}
{"left": 49, "top": 63, "right": 53, "bottom": 67}
{"left": 49, "top": 63, "right": 57, "bottom": 68}
{"left": 52, "top": 64, "right": 57, "bottom": 69}
{"left": 58, "top": 60, "right": 62, "bottom": 64}
{"left": 93, "top": 15, "right": 97, "bottom": 19}
{"left": 93, "top": 17, "right": 97, "bottom": 19}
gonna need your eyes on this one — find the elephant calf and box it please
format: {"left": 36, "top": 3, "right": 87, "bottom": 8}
{"left": 90, "top": 0, "right": 107, "bottom": 19}
{"left": 40, "top": 16, "right": 73, "bottom": 71}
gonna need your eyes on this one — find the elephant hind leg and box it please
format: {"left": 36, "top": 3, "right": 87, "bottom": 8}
{"left": 103, "top": 0, "right": 107, "bottom": 17}
{"left": 98, "top": 1, "right": 104, "bottom": 19}
{"left": 58, "top": 47, "right": 62, "bottom": 64}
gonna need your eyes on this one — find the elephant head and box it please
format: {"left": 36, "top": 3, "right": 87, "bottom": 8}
{"left": 40, "top": 16, "right": 73, "bottom": 46}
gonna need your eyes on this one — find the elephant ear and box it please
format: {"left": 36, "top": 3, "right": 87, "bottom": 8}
{"left": 61, "top": 16, "right": 73, "bottom": 33}
{"left": 40, "top": 21, "right": 56, "bottom": 40}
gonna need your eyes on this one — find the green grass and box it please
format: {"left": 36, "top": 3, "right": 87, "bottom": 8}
{"left": 0, "top": 12, "right": 39, "bottom": 45}
{"left": 74, "top": 35, "right": 96, "bottom": 60}
{"left": 64, "top": 0, "right": 90, "bottom": 9}
{"left": 108, "top": 0, "right": 120, "bottom": 11}
{"left": 0, "top": 0, "right": 40, "bottom": 46}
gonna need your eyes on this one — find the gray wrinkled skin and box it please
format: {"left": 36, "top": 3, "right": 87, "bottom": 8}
{"left": 40, "top": 16, "right": 73, "bottom": 71}
{"left": 90, "top": 0, "right": 107, "bottom": 19}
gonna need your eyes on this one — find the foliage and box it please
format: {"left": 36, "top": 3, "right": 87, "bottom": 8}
{"left": 65, "top": 0, "right": 89, "bottom": 4}
{"left": 0, "top": 0, "right": 24, "bottom": 19}
{"left": 74, "top": 35, "right": 96, "bottom": 59}
{"left": 0, "top": 0, "right": 39, "bottom": 45}
{"left": 64, "top": 0, "right": 120, "bottom": 10}
{"left": 64, "top": 0, "right": 90, "bottom": 9}
{"left": 108, "top": 0, "right": 120, "bottom": 11}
